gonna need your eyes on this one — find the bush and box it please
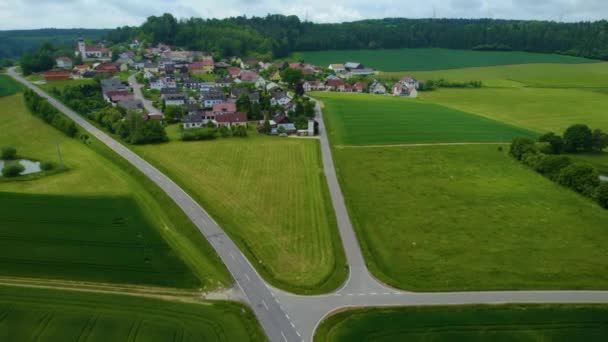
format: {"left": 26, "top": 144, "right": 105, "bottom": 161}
{"left": 596, "top": 183, "right": 608, "bottom": 208}
{"left": 232, "top": 125, "right": 248, "bottom": 137}
{"left": 40, "top": 161, "right": 54, "bottom": 171}
{"left": 1, "top": 146, "right": 17, "bottom": 160}
{"left": 218, "top": 125, "right": 231, "bottom": 138}
{"left": 180, "top": 128, "right": 217, "bottom": 141}
{"left": 2, "top": 162, "right": 24, "bottom": 177}
{"left": 534, "top": 155, "right": 572, "bottom": 180}
{"left": 557, "top": 163, "right": 600, "bottom": 197}
{"left": 563, "top": 124, "right": 593, "bottom": 152}
{"left": 509, "top": 137, "right": 536, "bottom": 161}
{"left": 538, "top": 132, "right": 563, "bottom": 154}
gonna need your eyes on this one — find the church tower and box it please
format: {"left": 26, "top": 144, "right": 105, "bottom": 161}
{"left": 77, "top": 37, "right": 86, "bottom": 58}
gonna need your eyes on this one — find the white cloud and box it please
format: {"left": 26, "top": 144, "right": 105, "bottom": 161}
{"left": 0, "top": 0, "right": 606, "bottom": 30}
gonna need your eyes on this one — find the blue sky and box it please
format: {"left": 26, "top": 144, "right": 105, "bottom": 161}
{"left": 1, "top": 0, "right": 607, "bottom": 29}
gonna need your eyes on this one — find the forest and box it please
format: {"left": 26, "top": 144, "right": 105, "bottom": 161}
{"left": 3, "top": 15, "right": 608, "bottom": 61}
{"left": 106, "top": 14, "right": 608, "bottom": 60}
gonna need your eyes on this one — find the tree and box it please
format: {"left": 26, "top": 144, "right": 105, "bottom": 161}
{"left": 563, "top": 124, "right": 593, "bottom": 152}
{"left": 592, "top": 129, "right": 608, "bottom": 151}
{"left": 218, "top": 125, "right": 231, "bottom": 137}
{"left": 1, "top": 146, "right": 17, "bottom": 160}
{"left": 596, "top": 183, "right": 608, "bottom": 209}
{"left": 236, "top": 93, "right": 251, "bottom": 113}
{"left": 164, "top": 105, "right": 185, "bottom": 123}
{"left": 279, "top": 68, "right": 303, "bottom": 89}
{"left": 509, "top": 137, "right": 536, "bottom": 161}
{"left": 2, "top": 162, "right": 24, "bottom": 177}
{"left": 233, "top": 125, "right": 248, "bottom": 137}
{"left": 40, "top": 161, "right": 55, "bottom": 171}
{"left": 249, "top": 102, "right": 262, "bottom": 120}
{"left": 557, "top": 163, "right": 600, "bottom": 197}
{"left": 262, "top": 119, "right": 272, "bottom": 134}
{"left": 538, "top": 132, "right": 563, "bottom": 154}
{"left": 534, "top": 155, "right": 572, "bottom": 180}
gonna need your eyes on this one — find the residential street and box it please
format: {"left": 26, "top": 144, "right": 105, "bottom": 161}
{"left": 128, "top": 73, "right": 159, "bottom": 113}
{"left": 11, "top": 68, "right": 608, "bottom": 342}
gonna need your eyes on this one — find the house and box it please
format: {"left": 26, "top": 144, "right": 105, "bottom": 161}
{"left": 270, "top": 91, "right": 292, "bottom": 107}
{"left": 325, "top": 79, "right": 346, "bottom": 91}
{"left": 303, "top": 80, "right": 325, "bottom": 92}
{"left": 202, "top": 90, "right": 226, "bottom": 108}
{"left": 241, "top": 57, "right": 261, "bottom": 70}
{"left": 117, "top": 99, "right": 144, "bottom": 111}
{"left": 369, "top": 80, "right": 387, "bottom": 94}
{"left": 73, "top": 64, "right": 89, "bottom": 75}
{"left": 392, "top": 83, "right": 418, "bottom": 98}
{"left": 201, "top": 57, "right": 215, "bottom": 73}
{"left": 353, "top": 82, "right": 367, "bottom": 93}
{"left": 400, "top": 76, "right": 419, "bottom": 89}
{"left": 273, "top": 114, "right": 296, "bottom": 134}
{"left": 75, "top": 37, "right": 112, "bottom": 61}
{"left": 248, "top": 92, "right": 260, "bottom": 104}
{"left": 344, "top": 62, "right": 363, "bottom": 70}
{"left": 215, "top": 77, "right": 232, "bottom": 88}
{"left": 227, "top": 67, "right": 241, "bottom": 79}
{"left": 100, "top": 78, "right": 128, "bottom": 94}
{"left": 163, "top": 93, "right": 186, "bottom": 106}
{"left": 56, "top": 57, "right": 72, "bottom": 69}
{"left": 239, "top": 71, "right": 259, "bottom": 83}
{"left": 182, "top": 114, "right": 208, "bottom": 129}
{"left": 212, "top": 102, "right": 236, "bottom": 114}
{"left": 215, "top": 112, "right": 248, "bottom": 128}
{"left": 328, "top": 64, "right": 346, "bottom": 73}
{"left": 188, "top": 61, "right": 209, "bottom": 74}
{"left": 42, "top": 69, "right": 71, "bottom": 81}
{"left": 215, "top": 61, "right": 231, "bottom": 69}
{"left": 347, "top": 68, "right": 375, "bottom": 77}
{"left": 95, "top": 63, "right": 118, "bottom": 74}
{"left": 231, "top": 87, "right": 249, "bottom": 99}
{"left": 144, "top": 62, "right": 159, "bottom": 73}
{"left": 104, "top": 90, "right": 132, "bottom": 103}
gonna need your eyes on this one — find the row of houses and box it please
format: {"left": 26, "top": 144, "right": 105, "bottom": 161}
{"left": 302, "top": 76, "right": 419, "bottom": 97}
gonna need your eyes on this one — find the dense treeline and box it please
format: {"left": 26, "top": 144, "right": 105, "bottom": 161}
{"left": 0, "top": 28, "right": 110, "bottom": 60}
{"left": 23, "top": 89, "right": 79, "bottom": 137}
{"left": 106, "top": 14, "right": 608, "bottom": 60}
{"left": 509, "top": 125, "right": 608, "bottom": 209}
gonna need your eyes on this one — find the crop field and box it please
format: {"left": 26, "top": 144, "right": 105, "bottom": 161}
{"left": 0, "top": 75, "right": 21, "bottom": 96}
{"left": 132, "top": 129, "right": 347, "bottom": 294}
{"left": 313, "top": 92, "right": 537, "bottom": 146}
{"left": 297, "top": 48, "right": 595, "bottom": 71}
{"left": 0, "top": 93, "right": 230, "bottom": 289}
{"left": 0, "top": 285, "right": 265, "bottom": 342}
{"left": 380, "top": 62, "right": 608, "bottom": 88}
{"left": 315, "top": 304, "right": 608, "bottom": 342}
{"left": 420, "top": 87, "right": 608, "bottom": 134}
{"left": 333, "top": 144, "right": 608, "bottom": 290}
{"left": 0, "top": 192, "right": 198, "bottom": 287}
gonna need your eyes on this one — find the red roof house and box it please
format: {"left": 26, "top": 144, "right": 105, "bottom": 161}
{"left": 215, "top": 112, "right": 248, "bottom": 127}
{"left": 42, "top": 69, "right": 71, "bottom": 81}
{"left": 95, "top": 63, "right": 119, "bottom": 74}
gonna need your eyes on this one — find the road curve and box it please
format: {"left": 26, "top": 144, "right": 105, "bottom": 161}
{"left": 8, "top": 68, "right": 302, "bottom": 342}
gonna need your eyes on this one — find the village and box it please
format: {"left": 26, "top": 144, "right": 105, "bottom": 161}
{"left": 39, "top": 37, "right": 420, "bottom": 138}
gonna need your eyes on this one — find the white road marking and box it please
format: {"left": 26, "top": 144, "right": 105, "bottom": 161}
{"left": 230, "top": 253, "right": 235, "bottom": 260}
{"left": 290, "top": 322, "right": 296, "bottom": 328}
{"left": 296, "top": 331, "right": 301, "bottom": 337}
{"left": 346, "top": 293, "right": 354, "bottom": 296}
{"left": 370, "top": 292, "right": 377, "bottom": 295}
{"left": 383, "top": 292, "right": 391, "bottom": 295}
{"left": 261, "top": 300, "right": 269, "bottom": 310}
{"left": 281, "top": 331, "right": 288, "bottom": 342}
{"left": 244, "top": 274, "right": 250, "bottom": 281}
{"left": 358, "top": 293, "right": 365, "bottom": 296}
{"left": 285, "top": 314, "right": 290, "bottom": 320}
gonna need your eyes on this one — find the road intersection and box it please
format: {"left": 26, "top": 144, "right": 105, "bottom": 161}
{"left": 10, "top": 68, "right": 608, "bottom": 342}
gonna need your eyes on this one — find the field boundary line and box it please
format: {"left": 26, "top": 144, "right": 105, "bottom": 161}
{"left": 337, "top": 142, "right": 509, "bottom": 148}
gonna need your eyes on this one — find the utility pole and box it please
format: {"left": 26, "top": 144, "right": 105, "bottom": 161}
{"left": 56, "top": 140, "right": 64, "bottom": 170}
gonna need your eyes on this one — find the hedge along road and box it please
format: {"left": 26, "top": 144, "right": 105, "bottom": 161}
{"left": 9, "top": 68, "right": 608, "bottom": 342}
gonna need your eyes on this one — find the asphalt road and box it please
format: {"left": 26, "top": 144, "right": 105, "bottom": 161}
{"left": 127, "top": 73, "right": 159, "bottom": 114}
{"left": 10, "top": 69, "right": 608, "bottom": 342}
{"left": 8, "top": 68, "right": 303, "bottom": 342}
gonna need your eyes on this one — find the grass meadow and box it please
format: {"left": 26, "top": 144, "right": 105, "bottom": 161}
{"left": 132, "top": 127, "right": 347, "bottom": 294}
{"left": 380, "top": 62, "right": 608, "bottom": 88}
{"left": 38, "top": 78, "right": 95, "bottom": 92}
{"left": 315, "top": 304, "right": 608, "bottom": 342}
{"left": 419, "top": 87, "right": 608, "bottom": 134}
{"left": 0, "top": 285, "right": 265, "bottom": 342}
{"left": 313, "top": 92, "right": 537, "bottom": 146}
{"left": 297, "top": 48, "right": 595, "bottom": 71}
{"left": 0, "top": 75, "right": 21, "bottom": 96}
{"left": 0, "top": 93, "right": 230, "bottom": 289}
{"left": 333, "top": 145, "right": 608, "bottom": 291}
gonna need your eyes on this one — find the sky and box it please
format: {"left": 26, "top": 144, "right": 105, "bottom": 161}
{"left": 0, "top": 0, "right": 607, "bottom": 30}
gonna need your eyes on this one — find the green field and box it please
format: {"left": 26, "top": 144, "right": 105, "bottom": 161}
{"left": 38, "top": 78, "right": 95, "bottom": 92}
{"left": 380, "top": 62, "right": 608, "bottom": 88}
{"left": 0, "top": 192, "right": 198, "bottom": 287}
{"left": 333, "top": 145, "right": 608, "bottom": 290}
{"left": 132, "top": 126, "right": 347, "bottom": 294}
{"left": 570, "top": 152, "right": 608, "bottom": 175}
{"left": 315, "top": 305, "right": 608, "bottom": 342}
{"left": 313, "top": 92, "right": 537, "bottom": 146}
{"left": 420, "top": 87, "right": 608, "bottom": 134}
{"left": 0, "top": 75, "right": 21, "bottom": 96}
{"left": 297, "top": 48, "right": 595, "bottom": 71}
{"left": 0, "top": 285, "right": 265, "bottom": 342}
{"left": 0, "top": 93, "right": 230, "bottom": 289}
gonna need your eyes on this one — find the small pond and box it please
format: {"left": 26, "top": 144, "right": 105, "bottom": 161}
{"left": 0, "top": 159, "right": 42, "bottom": 176}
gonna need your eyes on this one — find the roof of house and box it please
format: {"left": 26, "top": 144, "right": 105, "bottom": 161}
{"left": 95, "top": 63, "right": 118, "bottom": 71}
{"left": 401, "top": 76, "right": 417, "bottom": 83}
{"left": 117, "top": 99, "right": 144, "bottom": 110}
{"left": 215, "top": 77, "right": 232, "bottom": 84}
{"left": 248, "top": 92, "right": 260, "bottom": 101}
{"left": 202, "top": 91, "right": 226, "bottom": 100}
{"left": 215, "top": 112, "right": 247, "bottom": 123}
{"left": 228, "top": 67, "right": 241, "bottom": 77}
{"left": 273, "top": 113, "right": 292, "bottom": 124}
{"left": 42, "top": 69, "right": 71, "bottom": 76}
{"left": 325, "top": 79, "right": 345, "bottom": 87}
{"left": 329, "top": 64, "right": 345, "bottom": 69}
{"left": 344, "top": 62, "right": 362, "bottom": 69}
{"left": 56, "top": 56, "right": 72, "bottom": 62}
{"left": 353, "top": 82, "right": 367, "bottom": 89}
{"left": 182, "top": 114, "right": 205, "bottom": 123}
{"left": 84, "top": 46, "right": 110, "bottom": 53}
{"left": 240, "top": 71, "right": 259, "bottom": 82}
{"left": 73, "top": 64, "right": 89, "bottom": 70}
{"left": 212, "top": 102, "right": 236, "bottom": 113}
